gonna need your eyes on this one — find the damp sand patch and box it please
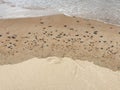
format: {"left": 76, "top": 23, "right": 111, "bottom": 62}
{"left": 0, "top": 14, "right": 120, "bottom": 71}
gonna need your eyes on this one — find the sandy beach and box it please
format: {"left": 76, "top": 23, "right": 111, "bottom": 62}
{"left": 0, "top": 57, "right": 120, "bottom": 90}
{"left": 0, "top": 14, "right": 120, "bottom": 70}
{"left": 0, "top": 14, "right": 120, "bottom": 90}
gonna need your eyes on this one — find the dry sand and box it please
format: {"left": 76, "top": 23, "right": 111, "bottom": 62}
{"left": 0, "top": 57, "right": 120, "bottom": 90}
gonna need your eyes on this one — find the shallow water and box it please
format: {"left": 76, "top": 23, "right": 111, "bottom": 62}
{"left": 0, "top": 0, "right": 120, "bottom": 25}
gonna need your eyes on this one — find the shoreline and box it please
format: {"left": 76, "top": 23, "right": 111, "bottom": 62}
{"left": 0, "top": 13, "right": 120, "bottom": 27}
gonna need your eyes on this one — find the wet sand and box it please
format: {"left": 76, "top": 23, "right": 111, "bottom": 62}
{"left": 0, "top": 14, "right": 120, "bottom": 71}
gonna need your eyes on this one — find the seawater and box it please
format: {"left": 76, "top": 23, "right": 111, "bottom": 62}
{"left": 0, "top": 0, "right": 120, "bottom": 26}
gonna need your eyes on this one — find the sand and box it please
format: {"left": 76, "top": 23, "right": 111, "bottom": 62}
{"left": 0, "top": 14, "right": 120, "bottom": 90}
{"left": 0, "top": 14, "right": 120, "bottom": 70}
{"left": 0, "top": 57, "right": 120, "bottom": 90}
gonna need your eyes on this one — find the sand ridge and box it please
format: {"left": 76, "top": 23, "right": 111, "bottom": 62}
{"left": 0, "top": 14, "right": 120, "bottom": 71}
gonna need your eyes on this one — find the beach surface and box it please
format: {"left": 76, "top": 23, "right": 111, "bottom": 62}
{"left": 0, "top": 57, "right": 120, "bottom": 90}
{"left": 0, "top": 14, "right": 120, "bottom": 70}
{"left": 0, "top": 14, "right": 120, "bottom": 90}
